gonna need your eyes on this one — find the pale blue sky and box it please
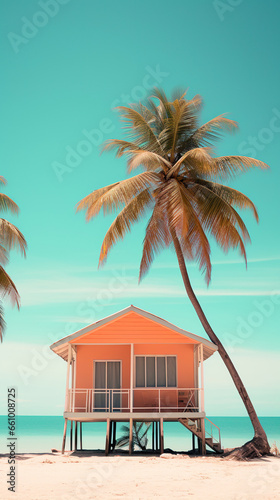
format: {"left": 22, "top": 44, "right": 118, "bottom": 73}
{"left": 0, "top": 0, "right": 279, "bottom": 416}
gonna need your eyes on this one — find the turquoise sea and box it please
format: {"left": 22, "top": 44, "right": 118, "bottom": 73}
{"left": 0, "top": 416, "right": 279, "bottom": 454}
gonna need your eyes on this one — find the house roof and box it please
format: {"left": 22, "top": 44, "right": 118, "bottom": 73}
{"left": 50, "top": 305, "right": 218, "bottom": 361}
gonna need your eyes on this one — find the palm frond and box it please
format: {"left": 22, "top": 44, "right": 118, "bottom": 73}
{"left": 139, "top": 199, "right": 171, "bottom": 280}
{"left": 0, "top": 178, "right": 26, "bottom": 341}
{"left": 165, "top": 181, "right": 212, "bottom": 283}
{"left": 192, "top": 181, "right": 250, "bottom": 240}
{"left": 0, "top": 245, "right": 8, "bottom": 265}
{"left": 193, "top": 179, "right": 259, "bottom": 220}
{"left": 134, "top": 422, "right": 151, "bottom": 449}
{"left": 189, "top": 182, "right": 249, "bottom": 264}
{"left": 182, "top": 114, "right": 238, "bottom": 151}
{"left": 102, "top": 139, "right": 143, "bottom": 157}
{"left": 212, "top": 155, "right": 269, "bottom": 179}
{"left": 199, "top": 201, "right": 247, "bottom": 264}
{"left": 163, "top": 179, "right": 190, "bottom": 237}
{"left": 171, "top": 87, "right": 187, "bottom": 101}
{"left": 0, "top": 266, "right": 20, "bottom": 316}
{"left": 116, "top": 106, "right": 165, "bottom": 155}
{"left": 145, "top": 97, "right": 166, "bottom": 134}
{"left": 76, "top": 182, "right": 120, "bottom": 216}
{"left": 102, "top": 140, "right": 171, "bottom": 173}
{"left": 0, "top": 219, "right": 27, "bottom": 256}
{"left": 115, "top": 436, "right": 130, "bottom": 448}
{"left": 0, "top": 194, "right": 19, "bottom": 214}
{"left": 127, "top": 150, "right": 171, "bottom": 173}
{"left": 116, "top": 422, "right": 151, "bottom": 451}
{"left": 167, "top": 147, "right": 213, "bottom": 179}
{"left": 77, "top": 172, "right": 159, "bottom": 221}
{"left": 151, "top": 88, "right": 173, "bottom": 121}
{"left": 0, "top": 301, "right": 6, "bottom": 342}
{"left": 99, "top": 189, "right": 153, "bottom": 266}
{"left": 160, "top": 98, "right": 199, "bottom": 160}
{"left": 134, "top": 102, "right": 157, "bottom": 127}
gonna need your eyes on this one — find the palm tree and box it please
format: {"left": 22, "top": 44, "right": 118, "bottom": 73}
{"left": 116, "top": 422, "right": 151, "bottom": 452}
{"left": 0, "top": 176, "right": 27, "bottom": 340}
{"left": 77, "top": 89, "right": 270, "bottom": 458}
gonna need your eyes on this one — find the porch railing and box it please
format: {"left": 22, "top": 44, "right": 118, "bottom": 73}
{"left": 66, "top": 387, "right": 203, "bottom": 413}
{"left": 205, "top": 416, "right": 221, "bottom": 445}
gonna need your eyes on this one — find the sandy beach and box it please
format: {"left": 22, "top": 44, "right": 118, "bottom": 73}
{"left": 0, "top": 452, "right": 279, "bottom": 500}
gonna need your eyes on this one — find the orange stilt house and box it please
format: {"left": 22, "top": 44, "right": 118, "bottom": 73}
{"left": 50, "top": 305, "right": 222, "bottom": 455}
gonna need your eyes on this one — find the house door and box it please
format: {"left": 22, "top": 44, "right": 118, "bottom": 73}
{"left": 94, "top": 361, "right": 121, "bottom": 411}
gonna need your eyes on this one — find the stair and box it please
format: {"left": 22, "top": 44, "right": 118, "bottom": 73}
{"left": 205, "top": 437, "right": 223, "bottom": 453}
{"left": 205, "top": 417, "right": 223, "bottom": 454}
{"left": 179, "top": 418, "right": 202, "bottom": 439}
{"left": 179, "top": 418, "right": 223, "bottom": 454}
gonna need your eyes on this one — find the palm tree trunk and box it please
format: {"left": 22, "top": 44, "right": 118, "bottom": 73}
{"left": 170, "top": 227, "right": 270, "bottom": 456}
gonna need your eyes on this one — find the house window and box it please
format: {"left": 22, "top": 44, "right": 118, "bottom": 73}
{"left": 135, "top": 356, "right": 177, "bottom": 388}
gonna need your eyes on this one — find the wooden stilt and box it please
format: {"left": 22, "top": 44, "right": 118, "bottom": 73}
{"left": 198, "top": 437, "right": 202, "bottom": 454}
{"left": 105, "top": 419, "right": 110, "bottom": 456}
{"left": 70, "top": 421, "right": 73, "bottom": 451}
{"left": 80, "top": 422, "right": 83, "bottom": 451}
{"left": 109, "top": 420, "right": 112, "bottom": 452}
{"left": 156, "top": 421, "right": 159, "bottom": 452}
{"left": 192, "top": 433, "right": 195, "bottom": 453}
{"left": 152, "top": 422, "right": 155, "bottom": 451}
{"left": 201, "top": 418, "right": 206, "bottom": 456}
{"left": 129, "top": 418, "right": 133, "bottom": 455}
{"left": 62, "top": 418, "right": 68, "bottom": 455}
{"left": 112, "top": 421, "right": 116, "bottom": 451}
{"left": 160, "top": 418, "right": 164, "bottom": 455}
{"left": 74, "top": 421, "right": 78, "bottom": 451}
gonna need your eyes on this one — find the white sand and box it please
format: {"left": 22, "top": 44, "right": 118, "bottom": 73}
{"left": 0, "top": 453, "right": 279, "bottom": 500}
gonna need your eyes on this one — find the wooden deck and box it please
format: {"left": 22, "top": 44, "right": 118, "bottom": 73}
{"left": 64, "top": 410, "right": 206, "bottom": 421}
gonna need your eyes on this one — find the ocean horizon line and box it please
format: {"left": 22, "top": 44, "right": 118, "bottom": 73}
{"left": 1, "top": 414, "right": 278, "bottom": 418}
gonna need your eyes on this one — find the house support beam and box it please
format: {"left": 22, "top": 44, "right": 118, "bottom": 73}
{"left": 156, "top": 421, "right": 159, "bottom": 452}
{"left": 72, "top": 347, "right": 77, "bottom": 412}
{"left": 70, "top": 421, "right": 73, "bottom": 451}
{"left": 160, "top": 418, "right": 164, "bottom": 454}
{"left": 199, "top": 344, "right": 205, "bottom": 413}
{"left": 112, "top": 421, "right": 116, "bottom": 451}
{"left": 201, "top": 418, "right": 206, "bottom": 456}
{"left": 130, "top": 344, "right": 134, "bottom": 412}
{"left": 129, "top": 418, "right": 133, "bottom": 455}
{"left": 105, "top": 418, "right": 110, "bottom": 456}
{"left": 199, "top": 345, "right": 206, "bottom": 455}
{"left": 80, "top": 422, "right": 83, "bottom": 451}
{"left": 62, "top": 418, "right": 68, "bottom": 455}
{"left": 64, "top": 344, "right": 72, "bottom": 412}
{"left": 74, "top": 421, "right": 78, "bottom": 451}
{"left": 109, "top": 421, "right": 113, "bottom": 452}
